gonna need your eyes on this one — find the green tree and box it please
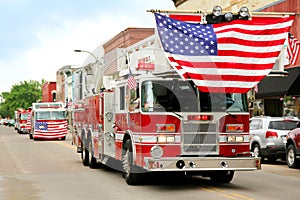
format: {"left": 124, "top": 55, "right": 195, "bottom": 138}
{"left": 0, "top": 80, "right": 44, "bottom": 118}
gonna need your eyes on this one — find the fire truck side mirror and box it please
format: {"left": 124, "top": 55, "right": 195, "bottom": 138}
{"left": 297, "top": 121, "right": 300, "bottom": 128}
{"left": 249, "top": 101, "right": 254, "bottom": 109}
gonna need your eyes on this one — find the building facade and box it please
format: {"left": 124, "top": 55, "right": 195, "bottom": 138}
{"left": 41, "top": 82, "right": 56, "bottom": 102}
{"left": 56, "top": 65, "right": 79, "bottom": 106}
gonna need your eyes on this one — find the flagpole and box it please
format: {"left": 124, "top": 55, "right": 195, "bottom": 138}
{"left": 147, "top": 9, "right": 296, "bottom": 16}
{"left": 147, "top": 9, "right": 202, "bottom": 14}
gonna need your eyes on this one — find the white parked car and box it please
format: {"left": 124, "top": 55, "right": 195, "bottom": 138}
{"left": 0, "top": 118, "right": 8, "bottom": 125}
{"left": 249, "top": 116, "right": 299, "bottom": 163}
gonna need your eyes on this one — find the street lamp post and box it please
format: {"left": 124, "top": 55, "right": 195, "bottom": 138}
{"left": 74, "top": 49, "right": 100, "bottom": 96}
{"left": 74, "top": 49, "right": 98, "bottom": 63}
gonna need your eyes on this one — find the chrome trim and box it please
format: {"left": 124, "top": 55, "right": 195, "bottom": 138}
{"left": 144, "top": 157, "right": 261, "bottom": 171}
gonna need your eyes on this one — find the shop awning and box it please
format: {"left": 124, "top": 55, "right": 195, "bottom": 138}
{"left": 256, "top": 66, "right": 300, "bottom": 98}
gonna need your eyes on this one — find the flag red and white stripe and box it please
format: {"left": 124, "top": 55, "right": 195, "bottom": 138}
{"left": 287, "top": 34, "right": 300, "bottom": 65}
{"left": 155, "top": 13, "right": 295, "bottom": 93}
{"left": 128, "top": 68, "right": 137, "bottom": 89}
{"left": 25, "top": 113, "right": 31, "bottom": 130}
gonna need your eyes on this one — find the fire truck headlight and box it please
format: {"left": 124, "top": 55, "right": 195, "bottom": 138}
{"left": 157, "top": 136, "right": 175, "bottom": 143}
{"left": 235, "top": 136, "right": 244, "bottom": 142}
{"left": 151, "top": 146, "right": 163, "bottom": 159}
{"left": 227, "top": 135, "right": 244, "bottom": 143}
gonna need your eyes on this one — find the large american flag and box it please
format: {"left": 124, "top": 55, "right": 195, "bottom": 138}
{"left": 155, "top": 13, "right": 295, "bottom": 93}
{"left": 34, "top": 121, "right": 68, "bottom": 135}
{"left": 287, "top": 33, "right": 300, "bottom": 65}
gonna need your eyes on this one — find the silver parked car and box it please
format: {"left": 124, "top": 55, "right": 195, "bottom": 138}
{"left": 249, "top": 116, "right": 299, "bottom": 163}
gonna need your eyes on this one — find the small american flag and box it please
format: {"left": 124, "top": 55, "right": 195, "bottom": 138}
{"left": 287, "top": 33, "right": 300, "bottom": 65}
{"left": 128, "top": 68, "right": 137, "bottom": 89}
{"left": 155, "top": 13, "right": 294, "bottom": 93}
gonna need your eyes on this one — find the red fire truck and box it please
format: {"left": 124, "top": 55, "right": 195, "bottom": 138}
{"left": 15, "top": 109, "right": 31, "bottom": 134}
{"left": 71, "top": 8, "right": 295, "bottom": 185}
{"left": 29, "top": 102, "right": 68, "bottom": 140}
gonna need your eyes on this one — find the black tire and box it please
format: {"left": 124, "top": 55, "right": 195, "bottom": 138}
{"left": 210, "top": 171, "right": 234, "bottom": 183}
{"left": 88, "top": 139, "right": 97, "bottom": 169}
{"left": 29, "top": 133, "right": 33, "bottom": 139}
{"left": 252, "top": 143, "right": 261, "bottom": 157}
{"left": 252, "top": 143, "right": 265, "bottom": 162}
{"left": 122, "top": 139, "right": 142, "bottom": 185}
{"left": 61, "top": 136, "right": 66, "bottom": 141}
{"left": 286, "top": 144, "right": 300, "bottom": 168}
{"left": 81, "top": 140, "right": 89, "bottom": 166}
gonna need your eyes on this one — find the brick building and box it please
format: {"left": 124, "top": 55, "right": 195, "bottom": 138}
{"left": 42, "top": 82, "right": 56, "bottom": 102}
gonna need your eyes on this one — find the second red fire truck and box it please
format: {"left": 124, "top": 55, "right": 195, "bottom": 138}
{"left": 29, "top": 102, "right": 68, "bottom": 140}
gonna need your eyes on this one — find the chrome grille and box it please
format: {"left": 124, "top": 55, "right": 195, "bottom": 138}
{"left": 181, "top": 122, "right": 218, "bottom": 155}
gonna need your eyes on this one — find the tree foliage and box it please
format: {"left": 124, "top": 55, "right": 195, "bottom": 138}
{"left": 0, "top": 80, "right": 45, "bottom": 118}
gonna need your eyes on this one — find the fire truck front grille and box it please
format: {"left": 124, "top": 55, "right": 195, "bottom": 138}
{"left": 181, "top": 123, "right": 218, "bottom": 155}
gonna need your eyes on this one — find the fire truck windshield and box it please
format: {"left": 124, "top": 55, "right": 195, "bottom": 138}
{"left": 20, "top": 114, "right": 28, "bottom": 120}
{"left": 35, "top": 111, "right": 66, "bottom": 120}
{"left": 140, "top": 80, "right": 248, "bottom": 113}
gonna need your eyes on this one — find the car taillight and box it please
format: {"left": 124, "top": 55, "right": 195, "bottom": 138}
{"left": 265, "top": 131, "right": 278, "bottom": 138}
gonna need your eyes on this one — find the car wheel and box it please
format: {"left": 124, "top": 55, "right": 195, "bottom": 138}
{"left": 252, "top": 143, "right": 266, "bottom": 163}
{"left": 252, "top": 144, "right": 260, "bottom": 157}
{"left": 286, "top": 144, "right": 300, "bottom": 168}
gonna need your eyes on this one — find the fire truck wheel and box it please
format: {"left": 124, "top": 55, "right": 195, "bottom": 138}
{"left": 29, "top": 133, "right": 33, "bottom": 139}
{"left": 122, "top": 139, "right": 141, "bottom": 185}
{"left": 209, "top": 170, "right": 234, "bottom": 183}
{"left": 81, "top": 140, "right": 89, "bottom": 166}
{"left": 89, "top": 139, "right": 97, "bottom": 169}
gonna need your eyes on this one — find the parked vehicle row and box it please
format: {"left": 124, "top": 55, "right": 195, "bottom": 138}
{"left": 249, "top": 116, "right": 300, "bottom": 168}
{"left": 0, "top": 118, "right": 14, "bottom": 127}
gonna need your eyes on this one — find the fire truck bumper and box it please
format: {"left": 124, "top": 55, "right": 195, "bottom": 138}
{"left": 144, "top": 157, "right": 261, "bottom": 171}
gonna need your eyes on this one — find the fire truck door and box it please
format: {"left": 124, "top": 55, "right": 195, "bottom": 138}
{"left": 102, "top": 92, "right": 115, "bottom": 157}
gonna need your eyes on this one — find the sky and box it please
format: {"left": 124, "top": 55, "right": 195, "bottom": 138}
{"left": 0, "top": 0, "right": 175, "bottom": 93}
